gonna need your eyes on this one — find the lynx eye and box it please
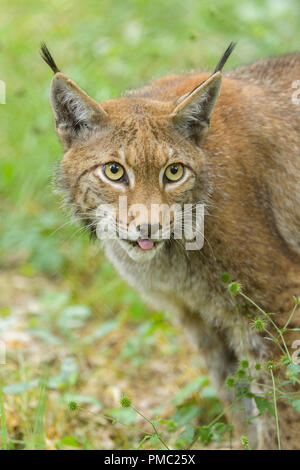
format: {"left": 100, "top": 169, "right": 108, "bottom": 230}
{"left": 104, "top": 162, "right": 125, "bottom": 181}
{"left": 164, "top": 163, "right": 184, "bottom": 182}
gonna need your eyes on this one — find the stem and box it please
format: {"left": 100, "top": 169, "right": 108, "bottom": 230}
{"left": 253, "top": 382, "right": 295, "bottom": 397}
{"left": 264, "top": 328, "right": 287, "bottom": 356}
{"left": 239, "top": 292, "right": 291, "bottom": 360}
{"left": 270, "top": 368, "right": 281, "bottom": 450}
{"left": 189, "top": 397, "right": 241, "bottom": 449}
{"left": 132, "top": 407, "right": 170, "bottom": 450}
{"left": 283, "top": 298, "right": 299, "bottom": 331}
{"left": 136, "top": 435, "right": 151, "bottom": 450}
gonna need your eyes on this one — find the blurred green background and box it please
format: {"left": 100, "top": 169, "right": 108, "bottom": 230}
{"left": 2, "top": 0, "right": 300, "bottom": 276}
{"left": 0, "top": 0, "right": 300, "bottom": 450}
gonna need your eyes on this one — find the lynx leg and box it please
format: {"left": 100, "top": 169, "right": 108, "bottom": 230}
{"left": 181, "top": 310, "right": 258, "bottom": 448}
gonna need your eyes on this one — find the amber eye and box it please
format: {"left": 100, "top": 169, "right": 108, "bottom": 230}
{"left": 164, "top": 163, "right": 184, "bottom": 182}
{"left": 104, "top": 162, "right": 125, "bottom": 181}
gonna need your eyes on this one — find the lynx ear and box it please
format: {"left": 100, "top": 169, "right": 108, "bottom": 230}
{"left": 171, "top": 42, "right": 236, "bottom": 146}
{"left": 50, "top": 73, "right": 108, "bottom": 149}
{"left": 41, "top": 43, "right": 107, "bottom": 149}
{"left": 171, "top": 72, "right": 221, "bottom": 146}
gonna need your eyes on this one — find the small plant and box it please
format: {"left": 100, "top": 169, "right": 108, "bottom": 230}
{"left": 120, "top": 396, "right": 170, "bottom": 449}
{"left": 241, "top": 435, "right": 251, "bottom": 450}
{"left": 222, "top": 277, "right": 300, "bottom": 450}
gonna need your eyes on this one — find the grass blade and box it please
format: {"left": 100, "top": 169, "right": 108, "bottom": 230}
{"left": 0, "top": 388, "right": 8, "bottom": 450}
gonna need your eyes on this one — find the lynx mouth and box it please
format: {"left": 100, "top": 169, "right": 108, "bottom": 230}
{"left": 123, "top": 238, "right": 159, "bottom": 250}
{"left": 116, "top": 236, "right": 165, "bottom": 261}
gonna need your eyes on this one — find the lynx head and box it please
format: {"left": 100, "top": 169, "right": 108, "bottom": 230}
{"left": 42, "top": 43, "right": 235, "bottom": 261}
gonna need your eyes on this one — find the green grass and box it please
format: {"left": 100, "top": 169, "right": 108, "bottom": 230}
{"left": 1, "top": 0, "right": 300, "bottom": 450}
{"left": 0, "top": 388, "right": 8, "bottom": 449}
{"left": 2, "top": 0, "right": 300, "bottom": 275}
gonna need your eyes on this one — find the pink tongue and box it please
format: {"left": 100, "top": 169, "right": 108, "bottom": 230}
{"left": 137, "top": 239, "right": 154, "bottom": 250}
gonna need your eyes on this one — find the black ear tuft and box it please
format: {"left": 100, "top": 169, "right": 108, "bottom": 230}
{"left": 213, "top": 42, "right": 236, "bottom": 74}
{"left": 40, "top": 42, "right": 60, "bottom": 74}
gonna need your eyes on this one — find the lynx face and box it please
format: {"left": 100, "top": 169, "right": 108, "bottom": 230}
{"left": 42, "top": 44, "right": 230, "bottom": 261}
{"left": 59, "top": 109, "right": 209, "bottom": 261}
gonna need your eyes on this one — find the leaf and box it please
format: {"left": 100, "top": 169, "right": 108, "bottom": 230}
{"left": 172, "top": 376, "right": 209, "bottom": 404}
{"left": 39, "top": 291, "right": 70, "bottom": 311}
{"left": 198, "top": 425, "right": 213, "bottom": 444}
{"left": 172, "top": 401, "right": 202, "bottom": 426}
{"left": 178, "top": 424, "right": 195, "bottom": 445}
{"left": 63, "top": 393, "right": 103, "bottom": 410}
{"left": 149, "top": 435, "right": 159, "bottom": 446}
{"left": 60, "top": 357, "right": 78, "bottom": 377}
{"left": 27, "top": 329, "right": 62, "bottom": 345}
{"left": 48, "top": 357, "right": 78, "bottom": 389}
{"left": 212, "top": 422, "right": 227, "bottom": 435}
{"left": 254, "top": 396, "right": 275, "bottom": 417}
{"left": 106, "top": 407, "right": 137, "bottom": 425}
{"left": 57, "top": 305, "right": 91, "bottom": 329}
{"left": 200, "top": 385, "right": 217, "bottom": 399}
{"left": 60, "top": 435, "right": 80, "bottom": 448}
{"left": 211, "top": 422, "right": 232, "bottom": 441}
{"left": 3, "top": 380, "right": 38, "bottom": 395}
{"left": 292, "top": 400, "right": 300, "bottom": 414}
{"left": 84, "top": 319, "right": 119, "bottom": 344}
{"left": 0, "top": 308, "right": 11, "bottom": 318}
{"left": 287, "top": 363, "right": 300, "bottom": 377}
{"left": 32, "top": 240, "right": 64, "bottom": 274}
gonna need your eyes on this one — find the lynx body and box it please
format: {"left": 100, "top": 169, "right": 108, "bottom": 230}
{"left": 42, "top": 44, "right": 300, "bottom": 449}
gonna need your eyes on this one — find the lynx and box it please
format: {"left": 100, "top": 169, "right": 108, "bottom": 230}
{"left": 42, "top": 42, "right": 300, "bottom": 449}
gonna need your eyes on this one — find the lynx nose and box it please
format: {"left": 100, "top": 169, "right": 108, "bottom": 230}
{"left": 137, "top": 223, "right": 161, "bottom": 239}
